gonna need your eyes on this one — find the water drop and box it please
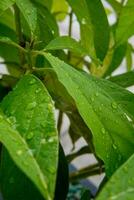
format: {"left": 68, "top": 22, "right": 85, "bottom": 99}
{"left": 111, "top": 102, "right": 117, "bottom": 109}
{"left": 29, "top": 79, "right": 36, "bottom": 85}
{"left": 48, "top": 103, "right": 53, "bottom": 110}
{"left": 95, "top": 92, "right": 99, "bottom": 97}
{"left": 91, "top": 97, "right": 94, "bottom": 102}
{"left": 112, "top": 144, "right": 117, "bottom": 150}
{"left": 16, "top": 150, "right": 23, "bottom": 156}
{"left": 0, "top": 115, "right": 3, "bottom": 120}
{"left": 41, "top": 138, "right": 46, "bottom": 144}
{"left": 35, "top": 88, "right": 41, "bottom": 94}
{"left": 81, "top": 18, "right": 86, "bottom": 25}
{"left": 27, "top": 149, "right": 34, "bottom": 156}
{"left": 27, "top": 102, "right": 37, "bottom": 110}
{"left": 101, "top": 127, "right": 106, "bottom": 134}
{"left": 26, "top": 132, "right": 34, "bottom": 140}
{"left": 51, "top": 30, "right": 55, "bottom": 35}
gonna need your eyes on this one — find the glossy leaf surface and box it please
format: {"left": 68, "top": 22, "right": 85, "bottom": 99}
{"left": 43, "top": 52, "right": 134, "bottom": 176}
{"left": 0, "top": 75, "right": 58, "bottom": 200}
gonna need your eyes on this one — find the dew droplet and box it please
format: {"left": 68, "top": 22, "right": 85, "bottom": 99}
{"left": 0, "top": 115, "right": 3, "bottom": 120}
{"left": 27, "top": 149, "right": 34, "bottom": 156}
{"left": 16, "top": 150, "right": 23, "bottom": 156}
{"left": 101, "top": 127, "right": 106, "bottom": 134}
{"left": 112, "top": 144, "right": 117, "bottom": 150}
{"left": 35, "top": 88, "right": 41, "bottom": 94}
{"left": 111, "top": 102, "right": 117, "bottom": 109}
{"left": 48, "top": 103, "right": 53, "bottom": 110}
{"left": 27, "top": 102, "right": 37, "bottom": 110}
{"left": 95, "top": 92, "right": 99, "bottom": 97}
{"left": 91, "top": 97, "right": 94, "bottom": 102}
{"left": 48, "top": 166, "right": 56, "bottom": 174}
{"left": 41, "top": 138, "right": 46, "bottom": 144}
{"left": 26, "top": 132, "right": 34, "bottom": 140}
{"left": 81, "top": 18, "right": 86, "bottom": 25}
{"left": 51, "top": 30, "right": 55, "bottom": 35}
{"left": 29, "top": 79, "right": 36, "bottom": 85}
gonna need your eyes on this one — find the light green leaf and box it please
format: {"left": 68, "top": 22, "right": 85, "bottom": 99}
{"left": 52, "top": 0, "right": 69, "bottom": 21}
{"left": 126, "top": 43, "right": 132, "bottom": 71}
{"left": 0, "top": 0, "right": 15, "bottom": 14}
{"left": 116, "top": 0, "right": 134, "bottom": 44}
{"left": 104, "top": 43, "right": 127, "bottom": 77}
{"left": 16, "top": 0, "right": 37, "bottom": 34}
{"left": 0, "top": 75, "right": 58, "bottom": 200}
{"left": 67, "top": 0, "right": 110, "bottom": 60}
{"left": 42, "top": 52, "right": 134, "bottom": 176}
{"left": 106, "top": 0, "right": 122, "bottom": 14}
{"left": 44, "top": 36, "right": 88, "bottom": 56}
{"left": 97, "top": 154, "right": 134, "bottom": 200}
{"left": 108, "top": 70, "right": 134, "bottom": 88}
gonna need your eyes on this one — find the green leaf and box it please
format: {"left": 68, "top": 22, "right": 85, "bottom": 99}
{"left": 104, "top": 43, "right": 127, "bottom": 77}
{"left": 0, "top": 0, "right": 15, "bottom": 14}
{"left": 16, "top": 0, "right": 37, "bottom": 34}
{"left": 52, "top": 0, "right": 69, "bottom": 21}
{"left": 0, "top": 112, "right": 51, "bottom": 200}
{"left": 67, "top": 0, "right": 110, "bottom": 60}
{"left": 106, "top": 0, "right": 122, "bottom": 14}
{"left": 44, "top": 36, "right": 88, "bottom": 56}
{"left": 108, "top": 70, "right": 134, "bottom": 88}
{"left": 97, "top": 154, "right": 134, "bottom": 200}
{"left": 0, "top": 36, "right": 26, "bottom": 52}
{"left": 0, "top": 75, "right": 58, "bottom": 200}
{"left": 42, "top": 52, "right": 134, "bottom": 176}
{"left": 116, "top": 0, "right": 134, "bottom": 45}
{"left": 54, "top": 144, "right": 69, "bottom": 200}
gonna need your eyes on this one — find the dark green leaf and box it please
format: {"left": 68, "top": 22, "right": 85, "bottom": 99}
{"left": 0, "top": 75, "right": 59, "bottom": 200}
{"left": 16, "top": 0, "right": 37, "bottom": 34}
{"left": 67, "top": 0, "right": 110, "bottom": 60}
{"left": 54, "top": 144, "right": 69, "bottom": 200}
{"left": 97, "top": 154, "right": 134, "bottom": 200}
{"left": 108, "top": 70, "right": 134, "bottom": 88}
{"left": 44, "top": 36, "right": 88, "bottom": 56}
{"left": 0, "top": 112, "right": 52, "bottom": 200}
{"left": 42, "top": 52, "right": 134, "bottom": 176}
{"left": 116, "top": 0, "right": 134, "bottom": 44}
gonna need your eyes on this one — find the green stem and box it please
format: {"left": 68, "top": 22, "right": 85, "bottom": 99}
{"left": 57, "top": 110, "right": 63, "bottom": 135}
{"left": 14, "top": 4, "right": 25, "bottom": 66}
{"left": 68, "top": 10, "right": 73, "bottom": 60}
{"left": 69, "top": 164, "right": 105, "bottom": 182}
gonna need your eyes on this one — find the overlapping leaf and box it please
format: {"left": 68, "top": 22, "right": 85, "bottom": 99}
{"left": 42, "top": 52, "right": 134, "bottom": 176}
{"left": 97, "top": 154, "right": 134, "bottom": 200}
{"left": 116, "top": 0, "right": 134, "bottom": 44}
{"left": 67, "top": 0, "right": 110, "bottom": 60}
{"left": 0, "top": 75, "right": 58, "bottom": 200}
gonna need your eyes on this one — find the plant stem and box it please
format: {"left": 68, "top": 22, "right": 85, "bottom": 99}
{"left": 14, "top": 4, "right": 25, "bottom": 66}
{"left": 68, "top": 10, "right": 73, "bottom": 60}
{"left": 69, "top": 164, "right": 105, "bottom": 182}
{"left": 57, "top": 110, "right": 63, "bottom": 134}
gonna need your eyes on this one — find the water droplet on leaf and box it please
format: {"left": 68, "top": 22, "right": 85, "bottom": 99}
{"left": 16, "top": 150, "right": 23, "bottom": 156}
{"left": 111, "top": 102, "right": 117, "bottom": 109}
{"left": 26, "top": 132, "right": 34, "bottom": 140}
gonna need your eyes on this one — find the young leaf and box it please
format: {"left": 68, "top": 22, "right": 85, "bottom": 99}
{"left": 67, "top": 0, "right": 110, "bottom": 60}
{"left": 116, "top": 0, "right": 134, "bottom": 45}
{"left": 44, "top": 36, "right": 88, "bottom": 56}
{"left": 0, "top": 75, "right": 59, "bottom": 200}
{"left": 16, "top": 0, "right": 37, "bottom": 34}
{"left": 42, "top": 52, "right": 134, "bottom": 176}
{"left": 97, "top": 154, "right": 134, "bottom": 200}
{"left": 104, "top": 43, "right": 127, "bottom": 77}
{"left": 108, "top": 70, "right": 134, "bottom": 88}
